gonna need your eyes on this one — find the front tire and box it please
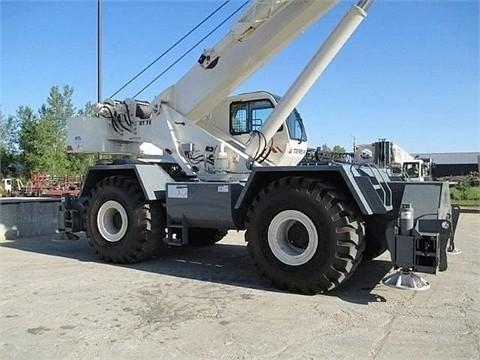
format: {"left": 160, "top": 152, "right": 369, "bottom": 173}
{"left": 86, "top": 176, "right": 165, "bottom": 263}
{"left": 246, "top": 177, "right": 365, "bottom": 294}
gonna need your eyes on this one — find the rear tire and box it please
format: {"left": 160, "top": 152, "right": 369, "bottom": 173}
{"left": 363, "top": 238, "right": 388, "bottom": 260}
{"left": 362, "top": 222, "right": 388, "bottom": 260}
{"left": 86, "top": 176, "right": 165, "bottom": 263}
{"left": 246, "top": 177, "right": 365, "bottom": 294}
{"left": 188, "top": 228, "right": 227, "bottom": 246}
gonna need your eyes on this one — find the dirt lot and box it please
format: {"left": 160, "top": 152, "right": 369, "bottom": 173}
{"left": 1, "top": 214, "right": 478, "bottom": 360}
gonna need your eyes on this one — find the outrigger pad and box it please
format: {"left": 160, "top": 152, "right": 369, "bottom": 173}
{"left": 382, "top": 268, "right": 430, "bottom": 291}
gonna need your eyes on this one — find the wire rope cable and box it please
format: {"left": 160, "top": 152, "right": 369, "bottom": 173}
{"left": 109, "top": 0, "right": 231, "bottom": 98}
{"left": 132, "top": 0, "right": 249, "bottom": 98}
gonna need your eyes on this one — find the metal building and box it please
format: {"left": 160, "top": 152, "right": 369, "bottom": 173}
{"left": 414, "top": 152, "right": 480, "bottom": 178}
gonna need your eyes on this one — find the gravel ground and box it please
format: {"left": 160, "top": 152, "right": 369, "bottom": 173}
{"left": 0, "top": 214, "right": 478, "bottom": 360}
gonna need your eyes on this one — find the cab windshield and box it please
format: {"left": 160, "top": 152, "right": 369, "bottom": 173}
{"left": 229, "top": 95, "right": 307, "bottom": 142}
{"left": 403, "top": 162, "right": 420, "bottom": 178}
{"left": 273, "top": 95, "right": 307, "bottom": 142}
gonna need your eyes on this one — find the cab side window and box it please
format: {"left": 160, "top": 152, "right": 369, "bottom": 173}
{"left": 231, "top": 103, "right": 248, "bottom": 134}
{"left": 230, "top": 99, "right": 274, "bottom": 135}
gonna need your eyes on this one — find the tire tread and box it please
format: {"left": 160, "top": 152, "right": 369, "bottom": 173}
{"left": 246, "top": 176, "right": 365, "bottom": 294}
{"left": 86, "top": 175, "right": 165, "bottom": 264}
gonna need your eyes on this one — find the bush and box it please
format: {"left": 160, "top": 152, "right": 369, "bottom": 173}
{"left": 464, "top": 171, "right": 480, "bottom": 187}
{"left": 451, "top": 173, "right": 480, "bottom": 206}
{"left": 452, "top": 173, "right": 480, "bottom": 194}
{"left": 450, "top": 187, "right": 463, "bottom": 201}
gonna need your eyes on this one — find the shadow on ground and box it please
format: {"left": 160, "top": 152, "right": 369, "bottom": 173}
{"left": 1, "top": 235, "right": 392, "bottom": 304}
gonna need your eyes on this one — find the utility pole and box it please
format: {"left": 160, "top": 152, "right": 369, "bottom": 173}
{"left": 97, "top": 0, "right": 103, "bottom": 103}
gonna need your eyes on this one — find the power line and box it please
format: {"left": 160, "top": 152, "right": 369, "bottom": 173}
{"left": 109, "top": 0, "right": 231, "bottom": 98}
{"left": 132, "top": 0, "right": 249, "bottom": 99}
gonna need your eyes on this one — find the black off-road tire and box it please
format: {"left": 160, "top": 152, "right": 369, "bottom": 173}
{"left": 246, "top": 177, "right": 365, "bottom": 294}
{"left": 363, "top": 238, "right": 388, "bottom": 260}
{"left": 86, "top": 176, "right": 165, "bottom": 263}
{"left": 188, "top": 228, "right": 227, "bottom": 246}
{"left": 362, "top": 221, "right": 389, "bottom": 260}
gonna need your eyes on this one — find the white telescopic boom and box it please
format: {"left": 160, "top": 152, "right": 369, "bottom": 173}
{"left": 244, "top": 0, "right": 374, "bottom": 159}
{"left": 153, "top": 0, "right": 339, "bottom": 121}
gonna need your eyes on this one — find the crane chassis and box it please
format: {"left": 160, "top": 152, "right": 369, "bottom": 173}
{"left": 59, "top": 0, "right": 459, "bottom": 293}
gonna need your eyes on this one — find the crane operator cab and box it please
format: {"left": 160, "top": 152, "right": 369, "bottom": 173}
{"left": 200, "top": 91, "right": 308, "bottom": 167}
{"left": 403, "top": 160, "right": 428, "bottom": 182}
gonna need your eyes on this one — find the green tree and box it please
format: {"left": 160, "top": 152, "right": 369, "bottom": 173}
{"left": 77, "top": 101, "right": 97, "bottom": 117}
{"left": 319, "top": 144, "right": 346, "bottom": 153}
{"left": 17, "top": 86, "right": 74, "bottom": 176}
{"left": 320, "top": 143, "right": 331, "bottom": 151}
{"left": 0, "top": 110, "right": 20, "bottom": 153}
{"left": 17, "top": 105, "right": 44, "bottom": 175}
{"left": 332, "top": 145, "right": 346, "bottom": 153}
{"left": 4, "top": 86, "right": 98, "bottom": 179}
{"left": 39, "top": 85, "right": 75, "bottom": 126}
{"left": 0, "top": 110, "right": 21, "bottom": 176}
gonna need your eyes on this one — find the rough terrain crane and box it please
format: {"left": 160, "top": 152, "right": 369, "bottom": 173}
{"left": 60, "top": 0, "right": 459, "bottom": 293}
{"left": 354, "top": 139, "right": 432, "bottom": 181}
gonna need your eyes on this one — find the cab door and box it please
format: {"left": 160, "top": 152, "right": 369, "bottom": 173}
{"left": 229, "top": 99, "right": 306, "bottom": 165}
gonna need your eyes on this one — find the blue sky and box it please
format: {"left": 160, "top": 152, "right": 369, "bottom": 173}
{"left": 1, "top": 0, "right": 478, "bottom": 153}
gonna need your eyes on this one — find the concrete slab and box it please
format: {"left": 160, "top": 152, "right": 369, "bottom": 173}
{"left": 0, "top": 198, "right": 60, "bottom": 240}
{"left": 0, "top": 214, "right": 478, "bottom": 359}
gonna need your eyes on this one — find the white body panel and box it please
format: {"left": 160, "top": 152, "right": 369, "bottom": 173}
{"left": 67, "top": 91, "right": 307, "bottom": 177}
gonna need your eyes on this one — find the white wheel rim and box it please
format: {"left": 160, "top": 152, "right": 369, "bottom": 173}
{"left": 267, "top": 210, "right": 318, "bottom": 266}
{"left": 97, "top": 200, "right": 128, "bottom": 242}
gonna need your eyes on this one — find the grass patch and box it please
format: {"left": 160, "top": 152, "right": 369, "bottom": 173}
{"left": 451, "top": 199, "right": 480, "bottom": 207}
{"left": 451, "top": 185, "right": 480, "bottom": 207}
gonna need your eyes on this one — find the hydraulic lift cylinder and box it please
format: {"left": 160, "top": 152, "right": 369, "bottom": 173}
{"left": 245, "top": 0, "right": 374, "bottom": 159}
